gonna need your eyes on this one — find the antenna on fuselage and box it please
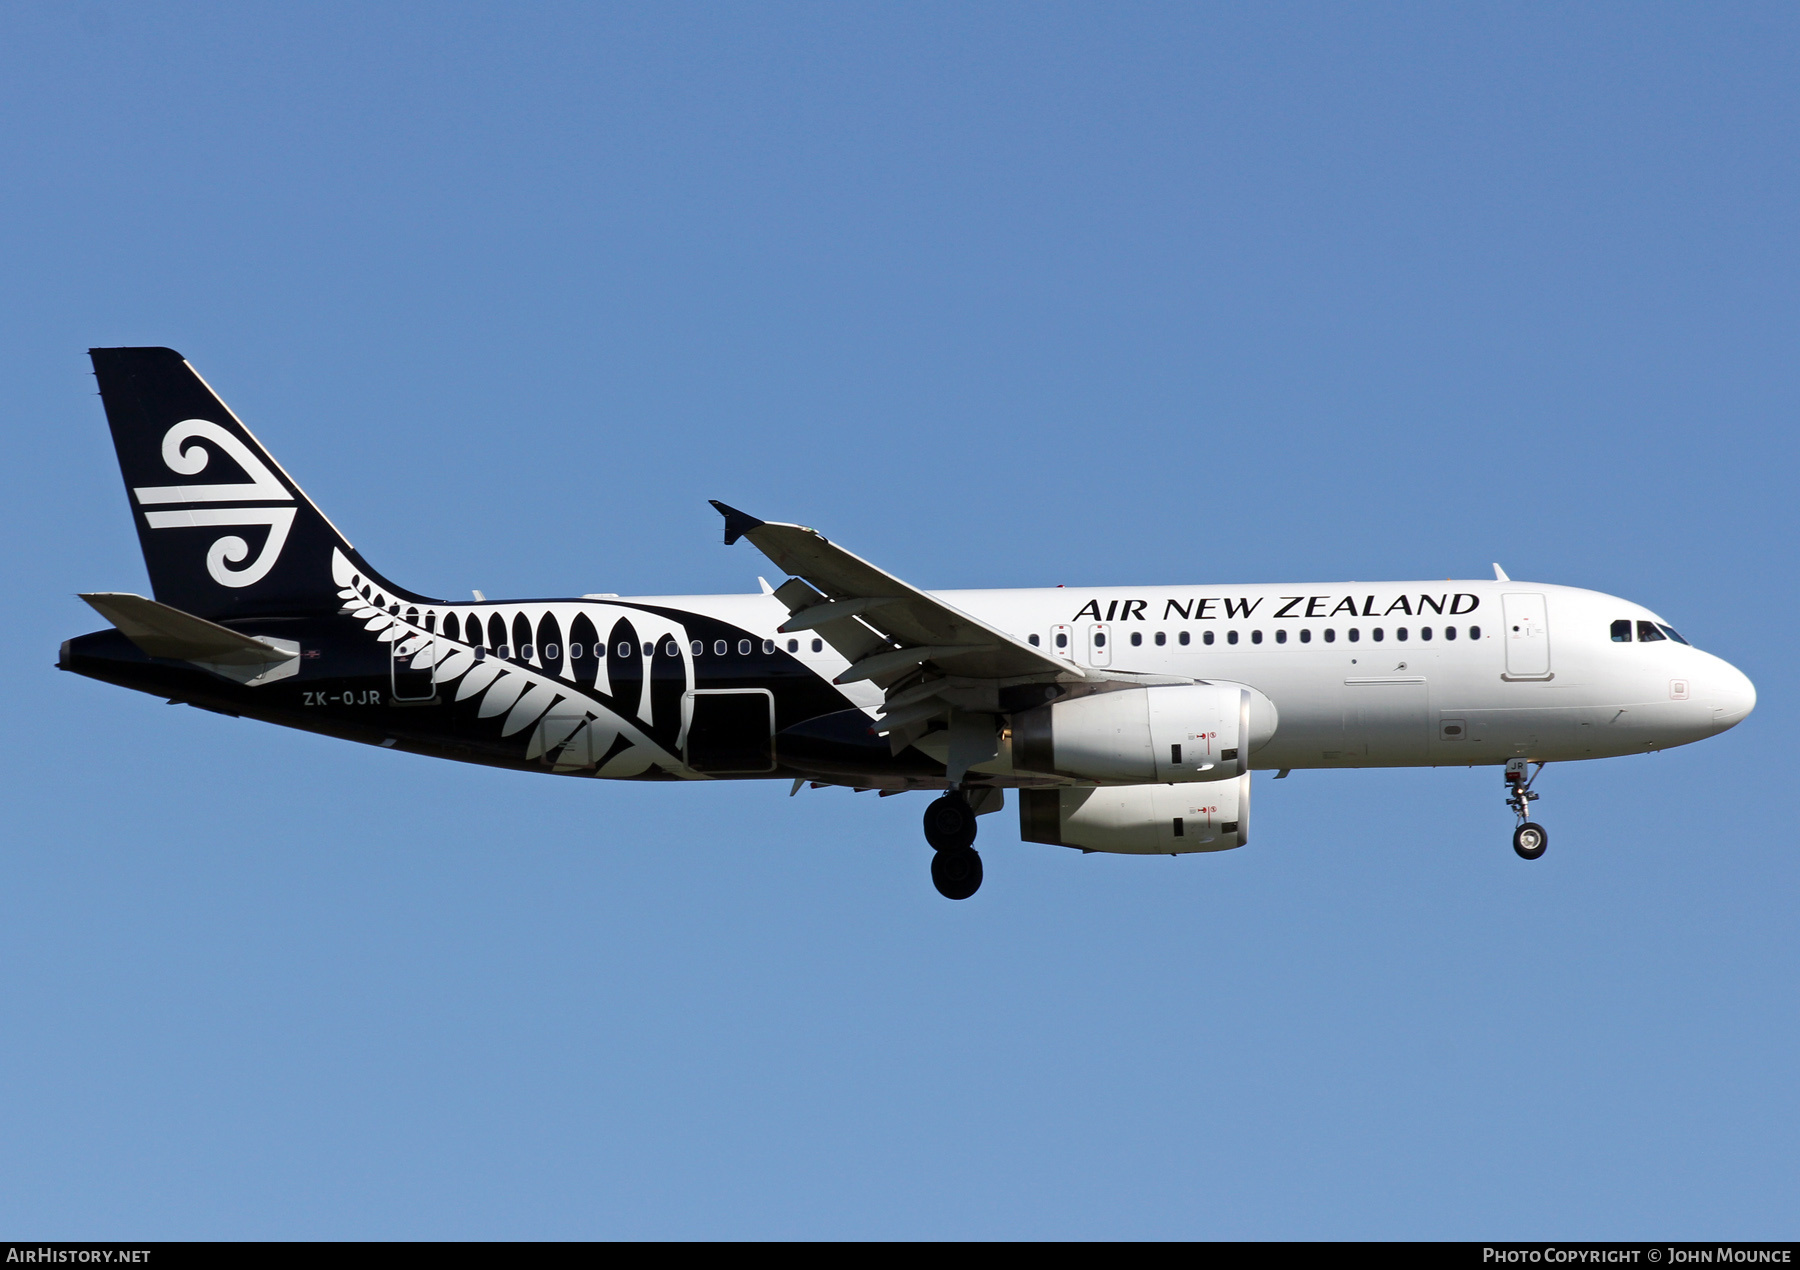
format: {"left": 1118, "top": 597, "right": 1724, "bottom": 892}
{"left": 1492, "top": 564, "right": 1510, "bottom": 582}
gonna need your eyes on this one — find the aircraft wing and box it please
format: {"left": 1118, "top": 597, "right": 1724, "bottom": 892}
{"left": 712, "top": 501, "right": 1087, "bottom": 759}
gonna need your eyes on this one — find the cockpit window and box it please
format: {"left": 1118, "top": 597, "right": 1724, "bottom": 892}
{"left": 1611, "top": 619, "right": 1632, "bottom": 643}
{"left": 1658, "top": 624, "right": 1690, "bottom": 646}
{"left": 1637, "top": 620, "right": 1666, "bottom": 643}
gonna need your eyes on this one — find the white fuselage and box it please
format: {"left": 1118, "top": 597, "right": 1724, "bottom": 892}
{"left": 627, "top": 579, "right": 1756, "bottom": 771}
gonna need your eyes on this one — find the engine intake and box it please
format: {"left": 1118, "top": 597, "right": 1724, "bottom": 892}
{"left": 1012, "top": 682, "right": 1276, "bottom": 784}
{"left": 1019, "top": 775, "right": 1250, "bottom": 854}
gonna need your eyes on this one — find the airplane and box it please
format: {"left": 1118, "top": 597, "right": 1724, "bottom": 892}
{"left": 61, "top": 347, "right": 1757, "bottom": 899}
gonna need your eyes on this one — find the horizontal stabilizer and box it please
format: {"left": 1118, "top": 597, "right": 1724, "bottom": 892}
{"left": 78, "top": 592, "right": 297, "bottom": 666}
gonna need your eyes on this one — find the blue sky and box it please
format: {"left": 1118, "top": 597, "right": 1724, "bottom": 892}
{"left": 2, "top": 2, "right": 1795, "bottom": 1238}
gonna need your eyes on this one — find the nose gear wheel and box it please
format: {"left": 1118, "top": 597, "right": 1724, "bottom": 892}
{"left": 1513, "top": 822, "right": 1548, "bottom": 860}
{"left": 1505, "top": 761, "right": 1548, "bottom": 860}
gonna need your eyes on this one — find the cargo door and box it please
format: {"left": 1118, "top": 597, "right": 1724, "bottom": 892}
{"left": 1342, "top": 676, "right": 1429, "bottom": 762}
{"left": 684, "top": 689, "right": 776, "bottom": 773}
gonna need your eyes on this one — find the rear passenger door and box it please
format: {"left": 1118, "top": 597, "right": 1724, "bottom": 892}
{"left": 391, "top": 634, "right": 435, "bottom": 702}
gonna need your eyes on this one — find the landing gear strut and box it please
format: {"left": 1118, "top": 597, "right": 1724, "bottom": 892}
{"left": 1506, "top": 760, "right": 1548, "bottom": 860}
{"left": 924, "top": 792, "right": 982, "bottom": 899}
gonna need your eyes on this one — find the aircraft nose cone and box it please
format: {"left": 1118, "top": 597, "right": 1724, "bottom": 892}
{"left": 1711, "top": 662, "right": 1756, "bottom": 733}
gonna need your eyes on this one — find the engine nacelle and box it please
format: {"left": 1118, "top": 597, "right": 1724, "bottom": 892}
{"left": 1018, "top": 775, "right": 1251, "bottom": 854}
{"left": 1012, "top": 682, "right": 1276, "bottom": 784}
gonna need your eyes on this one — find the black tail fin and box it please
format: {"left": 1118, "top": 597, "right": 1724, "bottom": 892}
{"left": 90, "top": 347, "right": 426, "bottom": 620}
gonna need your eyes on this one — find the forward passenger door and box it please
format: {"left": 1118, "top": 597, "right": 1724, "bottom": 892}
{"left": 1502, "top": 593, "right": 1551, "bottom": 677}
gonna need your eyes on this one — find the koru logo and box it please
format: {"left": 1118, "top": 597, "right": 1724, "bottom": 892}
{"left": 132, "top": 420, "right": 296, "bottom": 588}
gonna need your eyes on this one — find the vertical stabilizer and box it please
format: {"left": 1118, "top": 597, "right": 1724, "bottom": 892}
{"left": 89, "top": 347, "right": 424, "bottom": 619}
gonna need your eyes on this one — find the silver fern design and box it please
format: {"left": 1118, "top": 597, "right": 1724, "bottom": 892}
{"left": 331, "top": 548, "right": 697, "bottom": 777}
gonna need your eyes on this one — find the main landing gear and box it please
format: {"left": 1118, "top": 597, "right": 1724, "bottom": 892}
{"left": 924, "top": 791, "right": 982, "bottom": 900}
{"left": 1506, "top": 759, "right": 1548, "bottom": 860}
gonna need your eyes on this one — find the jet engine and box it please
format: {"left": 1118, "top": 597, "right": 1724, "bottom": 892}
{"left": 1018, "top": 774, "right": 1250, "bottom": 854}
{"left": 1011, "top": 682, "right": 1276, "bottom": 784}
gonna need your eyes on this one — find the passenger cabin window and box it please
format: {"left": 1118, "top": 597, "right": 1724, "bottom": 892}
{"left": 787, "top": 638, "right": 799, "bottom": 652}
{"left": 1372, "top": 628, "right": 1384, "bottom": 642}
{"left": 714, "top": 640, "right": 728, "bottom": 656}
{"left": 1251, "top": 630, "right": 1262, "bottom": 644}
{"left": 1276, "top": 629, "right": 1287, "bottom": 644}
{"left": 1348, "top": 628, "right": 1360, "bottom": 642}
{"left": 1469, "top": 625, "right": 1481, "bottom": 640}
{"left": 1444, "top": 626, "right": 1456, "bottom": 641}
{"left": 1055, "top": 632, "right": 1069, "bottom": 649}
{"left": 1155, "top": 631, "right": 1166, "bottom": 646}
{"left": 1420, "top": 627, "right": 1432, "bottom": 641}
{"left": 1130, "top": 631, "right": 1143, "bottom": 646}
{"left": 738, "top": 639, "right": 752, "bottom": 655}
{"left": 811, "top": 638, "right": 823, "bottom": 653}
{"left": 692, "top": 640, "right": 704, "bottom": 656}
{"left": 1324, "top": 629, "right": 1335, "bottom": 643}
{"left": 1396, "top": 627, "right": 1409, "bottom": 641}
{"left": 1227, "top": 630, "right": 1239, "bottom": 645}
{"left": 1299, "top": 629, "right": 1311, "bottom": 644}
{"left": 1028, "top": 633, "right": 1040, "bottom": 646}
{"left": 1611, "top": 619, "right": 1632, "bottom": 642}
{"left": 1637, "top": 621, "right": 1666, "bottom": 643}
{"left": 1203, "top": 631, "right": 1214, "bottom": 645}
{"left": 1178, "top": 631, "right": 1190, "bottom": 645}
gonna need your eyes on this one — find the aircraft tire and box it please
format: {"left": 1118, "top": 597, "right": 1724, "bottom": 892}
{"left": 931, "top": 846, "right": 983, "bottom": 900}
{"left": 1513, "top": 822, "right": 1548, "bottom": 860}
{"left": 922, "top": 793, "right": 978, "bottom": 852}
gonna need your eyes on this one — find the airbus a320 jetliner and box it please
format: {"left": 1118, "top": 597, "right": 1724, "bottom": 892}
{"left": 63, "top": 348, "right": 1757, "bottom": 898}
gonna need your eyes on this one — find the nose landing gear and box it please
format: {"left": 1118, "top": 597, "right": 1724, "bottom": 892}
{"left": 1506, "top": 760, "right": 1548, "bottom": 860}
{"left": 923, "top": 791, "right": 982, "bottom": 899}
